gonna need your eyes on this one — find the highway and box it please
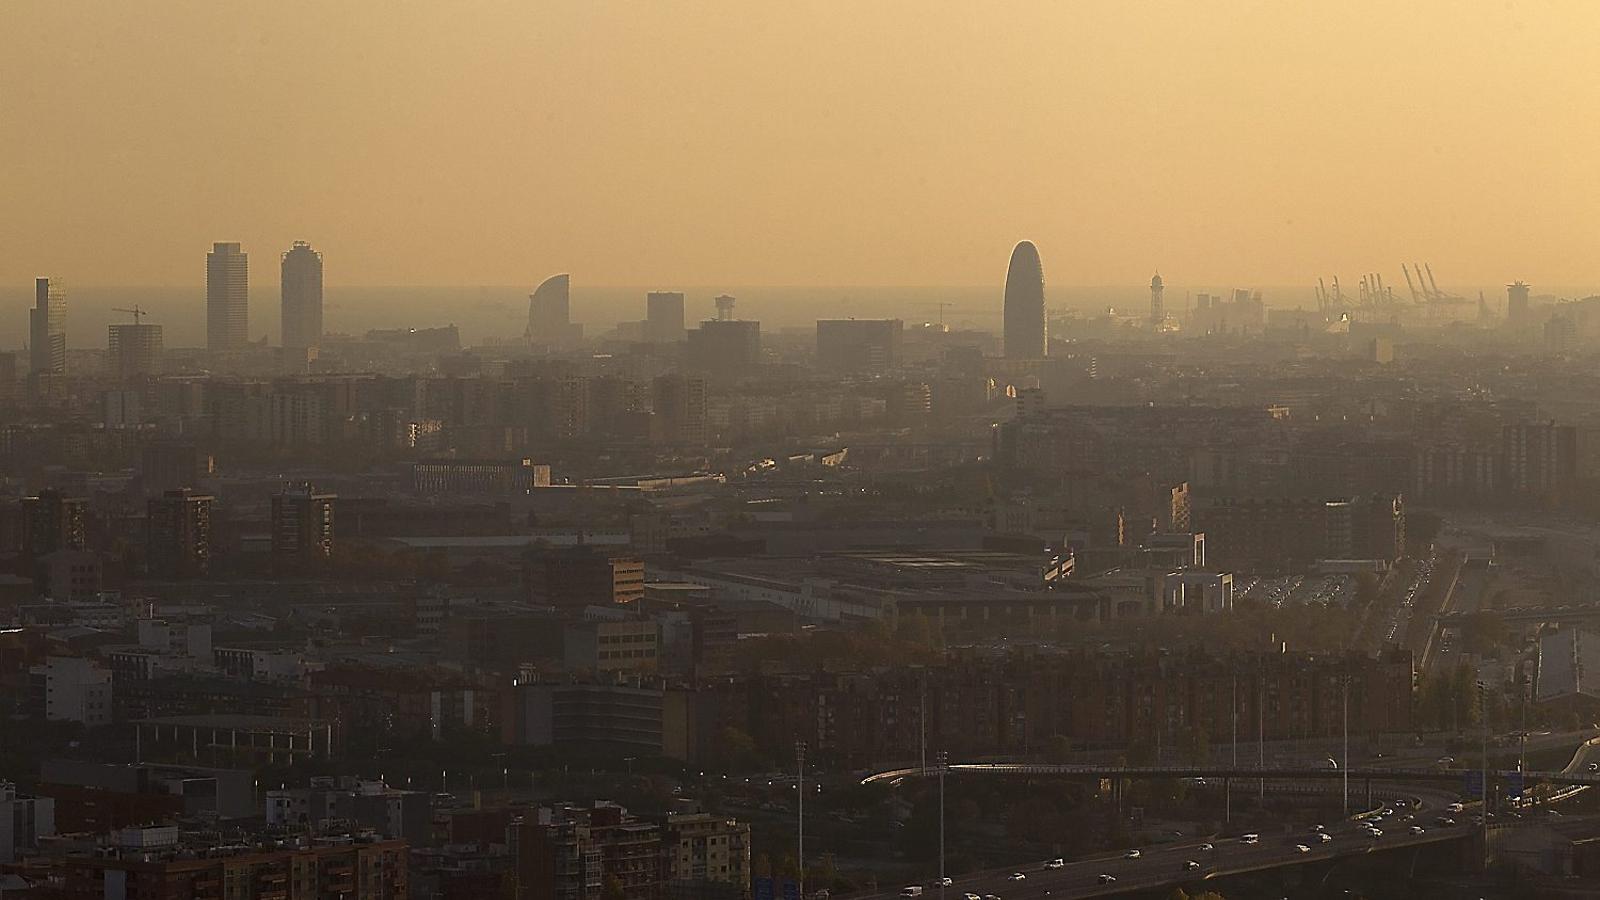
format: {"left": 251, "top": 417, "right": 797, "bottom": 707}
{"left": 845, "top": 737, "right": 1600, "bottom": 900}
{"left": 847, "top": 814, "right": 1474, "bottom": 899}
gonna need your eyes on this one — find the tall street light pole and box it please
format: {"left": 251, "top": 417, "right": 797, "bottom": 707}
{"left": 938, "top": 750, "right": 948, "bottom": 900}
{"left": 1343, "top": 674, "right": 1351, "bottom": 818}
{"left": 1477, "top": 680, "right": 1490, "bottom": 874}
{"left": 797, "top": 741, "right": 806, "bottom": 898}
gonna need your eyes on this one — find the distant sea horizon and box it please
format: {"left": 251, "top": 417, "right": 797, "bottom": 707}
{"left": 5, "top": 282, "right": 1594, "bottom": 352}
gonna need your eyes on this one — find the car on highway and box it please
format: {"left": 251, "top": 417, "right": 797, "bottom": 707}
{"left": 1008, "top": 872, "right": 1026, "bottom": 881}
{"left": 1199, "top": 842, "right": 1214, "bottom": 851}
{"left": 1239, "top": 833, "right": 1260, "bottom": 844}
{"left": 1317, "top": 832, "right": 1333, "bottom": 843}
{"left": 899, "top": 888, "right": 922, "bottom": 898}
{"left": 1123, "top": 849, "right": 1142, "bottom": 860}
{"left": 1447, "top": 802, "right": 1465, "bottom": 813}
{"left": 1185, "top": 860, "right": 1201, "bottom": 870}
{"left": 1310, "top": 824, "right": 1325, "bottom": 832}
{"left": 964, "top": 894, "right": 981, "bottom": 900}
{"left": 937, "top": 878, "right": 952, "bottom": 887}
{"left": 1409, "top": 825, "right": 1425, "bottom": 835}
{"left": 1294, "top": 844, "right": 1311, "bottom": 853}
{"left": 1044, "top": 859, "right": 1065, "bottom": 869}
{"left": 1436, "top": 817, "right": 1456, "bottom": 826}
{"left": 1364, "top": 827, "right": 1383, "bottom": 838}
{"left": 1097, "top": 875, "right": 1117, "bottom": 885}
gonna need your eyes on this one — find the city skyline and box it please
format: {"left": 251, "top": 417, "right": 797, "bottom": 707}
{"left": 4, "top": 2, "right": 1599, "bottom": 287}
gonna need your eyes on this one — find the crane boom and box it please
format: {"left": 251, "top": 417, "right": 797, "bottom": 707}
{"left": 1402, "top": 265, "right": 1420, "bottom": 302}
{"left": 112, "top": 306, "right": 147, "bottom": 325}
{"left": 1425, "top": 264, "right": 1442, "bottom": 298}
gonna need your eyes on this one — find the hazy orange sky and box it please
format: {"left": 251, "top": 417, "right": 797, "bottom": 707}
{"left": 3, "top": 0, "right": 1596, "bottom": 288}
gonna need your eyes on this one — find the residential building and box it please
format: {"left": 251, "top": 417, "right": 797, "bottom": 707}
{"left": 147, "top": 489, "right": 213, "bottom": 578}
{"left": 29, "top": 656, "right": 113, "bottom": 726}
{"left": 661, "top": 813, "right": 750, "bottom": 900}
{"left": 272, "top": 483, "right": 336, "bottom": 566}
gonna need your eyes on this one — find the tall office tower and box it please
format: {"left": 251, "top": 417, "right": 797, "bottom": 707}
{"left": 713, "top": 294, "right": 736, "bottom": 321}
{"left": 526, "top": 273, "right": 582, "bottom": 345}
{"left": 29, "top": 277, "right": 66, "bottom": 375}
{"left": 1150, "top": 273, "right": 1165, "bottom": 326}
{"left": 1506, "top": 281, "right": 1531, "bottom": 323}
{"left": 108, "top": 323, "right": 163, "bottom": 378}
{"left": 206, "top": 242, "right": 249, "bottom": 352}
{"left": 270, "top": 482, "right": 336, "bottom": 566}
{"left": 1003, "top": 241, "right": 1046, "bottom": 358}
{"left": 280, "top": 241, "right": 324, "bottom": 351}
{"left": 147, "top": 488, "right": 213, "bottom": 578}
{"left": 645, "top": 291, "right": 686, "bottom": 343}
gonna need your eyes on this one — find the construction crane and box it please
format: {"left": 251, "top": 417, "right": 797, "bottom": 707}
{"left": 113, "top": 306, "right": 148, "bottom": 324}
{"left": 1424, "top": 264, "right": 1443, "bottom": 299}
{"left": 1401, "top": 264, "right": 1422, "bottom": 303}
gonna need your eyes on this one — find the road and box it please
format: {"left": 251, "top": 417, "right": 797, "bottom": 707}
{"left": 848, "top": 813, "right": 1473, "bottom": 899}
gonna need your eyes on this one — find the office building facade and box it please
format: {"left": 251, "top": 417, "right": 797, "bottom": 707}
{"left": 1003, "top": 240, "right": 1046, "bottom": 358}
{"left": 206, "top": 242, "right": 249, "bottom": 352}
{"left": 30, "top": 277, "right": 67, "bottom": 375}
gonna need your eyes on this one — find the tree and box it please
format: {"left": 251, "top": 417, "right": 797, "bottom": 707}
{"left": 1176, "top": 726, "right": 1210, "bottom": 766}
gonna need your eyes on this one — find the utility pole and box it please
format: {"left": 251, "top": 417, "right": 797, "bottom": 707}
{"left": 938, "top": 750, "right": 948, "bottom": 900}
{"left": 797, "top": 741, "right": 807, "bottom": 898}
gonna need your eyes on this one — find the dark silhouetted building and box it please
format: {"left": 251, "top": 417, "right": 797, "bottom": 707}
{"left": 147, "top": 489, "right": 213, "bottom": 579}
{"left": 816, "top": 319, "right": 903, "bottom": 372}
{"left": 30, "top": 276, "right": 66, "bottom": 375}
{"left": 687, "top": 320, "right": 760, "bottom": 374}
{"left": 527, "top": 273, "right": 582, "bottom": 345}
{"left": 646, "top": 291, "right": 686, "bottom": 343}
{"left": 271, "top": 483, "right": 336, "bottom": 565}
{"left": 1003, "top": 240, "right": 1046, "bottom": 358}
{"left": 281, "top": 240, "right": 324, "bottom": 351}
{"left": 206, "top": 241, "right": 249, "bottom": 352}
{"left": 652, "top": 373, "right": 707, "bottom": 445}
{"left": 108, "top": 322, "right": 163, "bottom": 377}
{"left": 527, "top": 546, "right": 645, "bottom": 609}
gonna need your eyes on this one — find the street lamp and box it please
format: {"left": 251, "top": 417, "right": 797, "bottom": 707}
{"left": 1476, "top": 679, "right": 1490, "bottom": 873}
{"left": 796, "top": 741, "right": 806, "bottom": 900}
{"left": 1342, "top": 674, "right": 1351, "bottom": 818}
{"left": 937, "top": 750, "right": 948, "bottom": 900}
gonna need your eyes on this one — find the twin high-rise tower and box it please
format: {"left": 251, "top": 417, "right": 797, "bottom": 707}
{"left": 204, "top": 241, "right": 324, "bottom": 353}
{"left": 281, "top": 241, "right": 324, "bottom": 352}
{"left": 206, "top": 242, "right": 249, "bottom": 352}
